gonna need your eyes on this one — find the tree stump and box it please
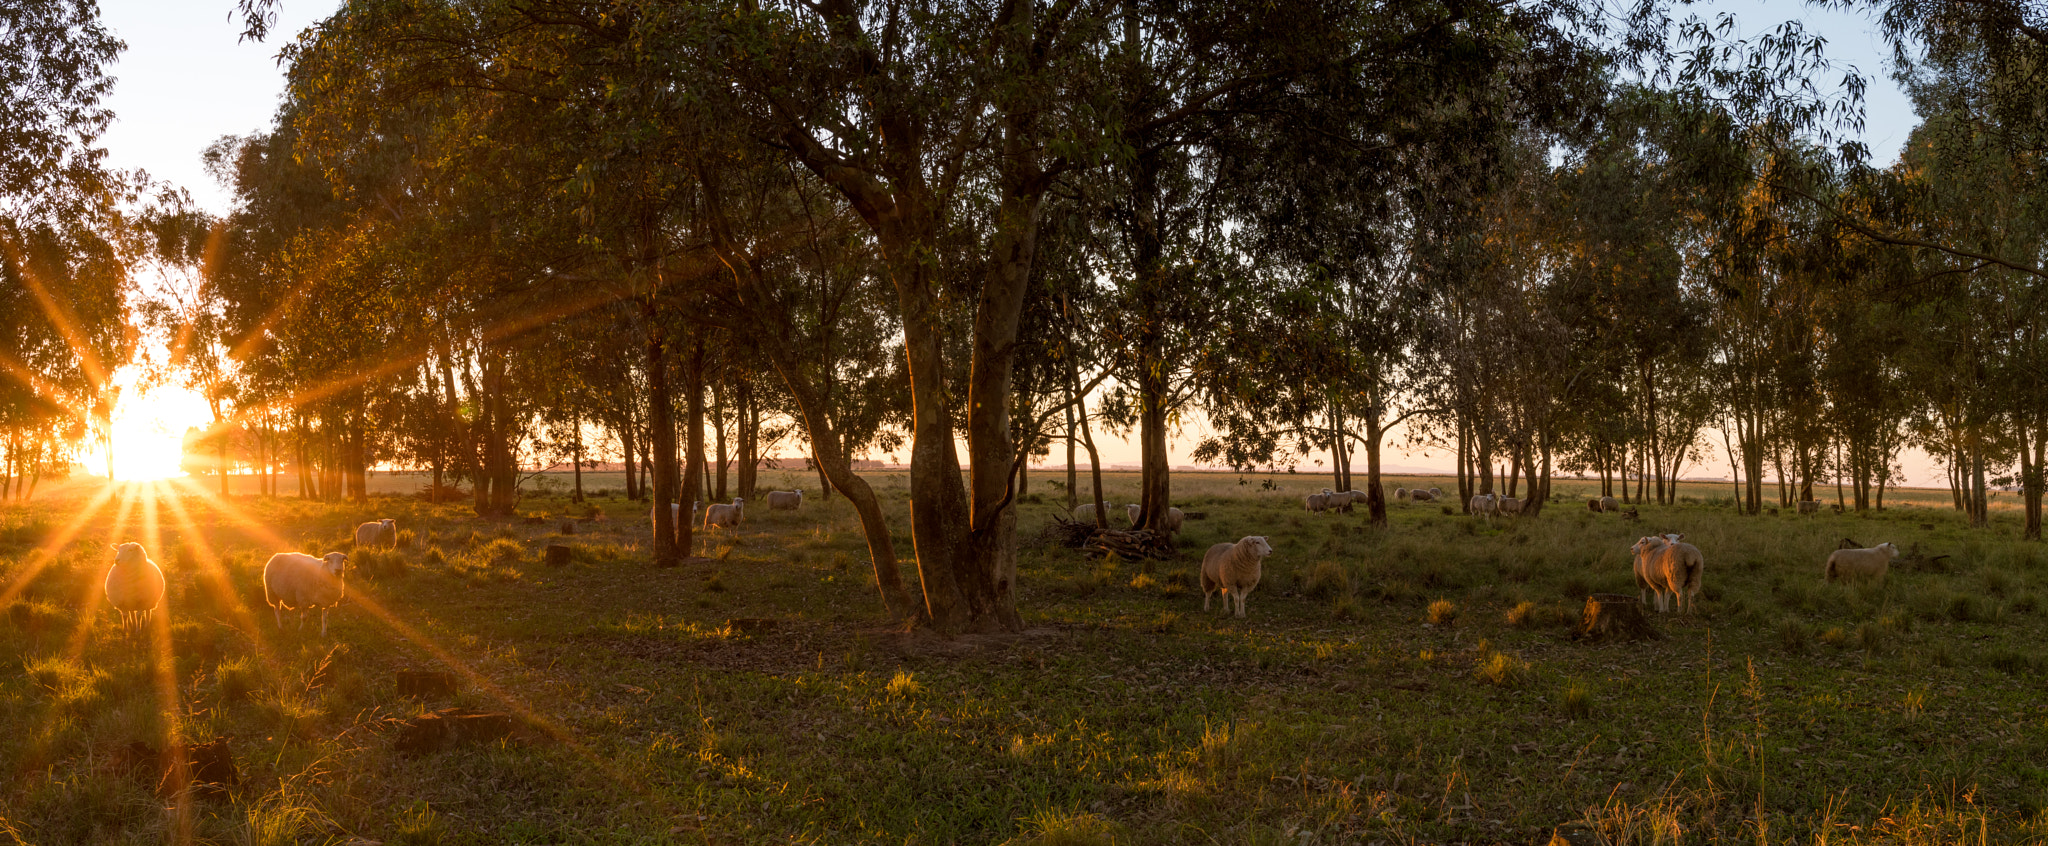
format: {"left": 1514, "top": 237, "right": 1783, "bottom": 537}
{"left": 546, "top": 545, "right": 571, "bottom": 567}
{"left": 1575, "top": 593, "right": 1659, "bottom": 642}
{"left": 559, "top": 521, "right": 576, "bottom": 535}
{"left": 394, "top": 708, "right": 516, "bottom": 755}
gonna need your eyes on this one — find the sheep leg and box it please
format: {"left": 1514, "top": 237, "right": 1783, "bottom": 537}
{"left": 320, "top": 608, "right": 328, "bottom": 638}
{"left": 273, "top": 604, "right": 283, "bottom": 630}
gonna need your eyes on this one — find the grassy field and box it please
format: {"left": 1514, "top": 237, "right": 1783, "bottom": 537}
{"left": 3, "top": 470, "right": 2046, "bottom": 844}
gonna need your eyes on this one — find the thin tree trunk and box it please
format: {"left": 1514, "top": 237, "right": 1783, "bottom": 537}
{"left": 681, "top": 335, "right": 707, "bottom": 555}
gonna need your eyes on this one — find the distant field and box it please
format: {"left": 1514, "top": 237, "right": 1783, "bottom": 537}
{"left": 2, "top": 471, "right": 2045, "bottom": 843}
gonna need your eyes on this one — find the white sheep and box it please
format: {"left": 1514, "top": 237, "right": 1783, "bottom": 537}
{"left": 1469, "top": 492, "right": 1498, "bottom": 519}
{"left": 262, "top": 551, "right": 348, "bottom": 636}
{"left": 704, "top": 497, "right": 745, "bottom": 531}
{"left": 1589, "top": 496, "right": 1619, "bottom": 513}
{"left": 104, "top": 542, "right": 166, "bottom": 637}
{"left": 1072, "top": 502, "right": 1113, "bottom": 523}
{"left": 650, "top": 501, "right": 702, "bottom": 544}
{"left": 1407, "top": 489, "right": 1436, "bottom": 503}
{"left": 1201, "top": 535, "right": 1273, "bottom": 618}
{"left": 766, "top": 490, "right": 804, "bottom": 511}
{"left": 1428, "top": 487, "right": 1445, "bottom": 499}
{"left": 1304, "top": 491, "right": 1334, "bottom": 513}
{"left": 1824, "top": 542, "right": 1900, "bottom": 583}
{"left": 353, "top": 518, "right": 397, "bottom": 550}
{"left": 1630, "top": 535, "right": 1704, "bottom": 613}
{"left": 1497, "top": 496, "right": 1523, "bottom": 517}
{"left": 1394, "top": 487, "right": 1410, "bottom": 502}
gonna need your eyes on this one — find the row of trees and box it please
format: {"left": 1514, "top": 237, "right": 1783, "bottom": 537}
{"left": 6, "top": 0, "right": 2047, "bottom": 629}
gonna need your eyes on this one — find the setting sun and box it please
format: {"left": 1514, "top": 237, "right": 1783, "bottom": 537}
{"left": 81, "top": 367, "right": 214, "bottom": 482}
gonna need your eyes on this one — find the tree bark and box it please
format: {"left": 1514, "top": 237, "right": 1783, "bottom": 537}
{"left": 642, "top": 294, "right": 681, "bottom": 565}
{"left": 680, "top": 334, "right": 707, "bottom": 557}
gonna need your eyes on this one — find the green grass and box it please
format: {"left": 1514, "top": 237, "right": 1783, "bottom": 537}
{"left": 0, "top": 471, "right": 2045, "bottom": 843}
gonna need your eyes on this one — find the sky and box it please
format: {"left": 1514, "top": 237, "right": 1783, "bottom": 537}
{"left": 82, "top": 0, "right": 1944, "bottom": 484}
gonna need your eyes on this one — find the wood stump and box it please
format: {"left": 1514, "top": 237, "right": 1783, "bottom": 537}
{"left": 1575, "top": 593, "right": 1659, "bottom": 642}
{"left": 559, "top": 521, "right": 576, "bottom": 535}
{"left": 546, "top": 545, "right": 571, "bottom": 567}
{"left": 394, "top": 708, "right": 516, "bottom": 755}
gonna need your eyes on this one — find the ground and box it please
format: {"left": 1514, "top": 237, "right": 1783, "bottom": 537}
{"left": 1, "top": 469, "right": 2045, "bottom": 844}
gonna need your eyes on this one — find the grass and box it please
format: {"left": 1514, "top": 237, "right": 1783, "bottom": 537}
{"left": 1, "top": 470, "right": 2047, "bottom": 843}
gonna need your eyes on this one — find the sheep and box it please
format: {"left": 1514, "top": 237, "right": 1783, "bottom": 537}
{"left": 1407, "top": 489, "right": 1436, "bottom": 503}
{"left": 1797, "top": 500, "right": 1821, "bottom": 515}
{"left": 1201, "top": 536, "right": 1274, "bottom": 618}
{"left": 650, "top": 501, "right": 702, "bottom": 545}
{"left": 262, "top": 551, "right": 348, "bottom": 636}
{"left": 1497, "top": 496, "right": 1523, "bottom": 517}
{"left": 1305, "top": 491, "right": 1335, "bottom": 513}
{"left": 766, "top": 490, "right": 804, "bottom": 511}
{"left": 1394, "top": 487, "right": 1410, "bottom": 502}
{"left": 353, "top": 518, "right": 397, "bottom": 550}
{"left": 1630, "top": 535, "right": 1704, "bottom": 613}
{"left": 1470, "top": 493, "right": 1498, "bottom": 519}
{"left": 1126, "top": 504, "right": 1187, "bottom": 533}
{"left": 1428, "top": 487, "right": 1445, "bottom": 499}
{"left": 1595, "top": 496, "right": 1618, "bottom": 513}
{"left": 1823, "top": 542, "right": 1900, "bottom": 583}
{"left": 1587, "top": 498, "right": 1601, "bottom": 513}
{"left": 104, "top": 542, "right": 166, "bottom": 638}
{"left": 1072, "top": 502, "right": 1114, "bottom": 523}
{"left": 704, "top": 497, "right": 745, "bottom": 531}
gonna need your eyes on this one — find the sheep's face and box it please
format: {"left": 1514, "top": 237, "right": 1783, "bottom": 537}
{"left": 381, "top": 519, "right": 396, "bottom": 531}
{"left": 1244, "top": 536, "right": 1273, "bottom": 558}
{"left": 112, "top": 542, "right": 147, "bottom": 566}
{"left": 322, "top": 553, "right": 348, "bottom": 576}
{"left": 1631, "top": 537, "right": 1666, "bottom": 557}
{"left": 1879, "top": 542, "right": 1900, "bottom": 559}
{"left": 1663, "top": 533, "right": 1684, "bottom": 543}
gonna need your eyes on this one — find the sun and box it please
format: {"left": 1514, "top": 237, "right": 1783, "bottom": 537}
{"left": 82, "top": 366, "right": 216, "bottom": 481}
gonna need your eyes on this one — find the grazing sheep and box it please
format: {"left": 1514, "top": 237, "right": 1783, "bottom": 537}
{"left": 1394, "top": 487, "right": 1410, "bottom": 502}
{"left": 1201, "top": 536, "right": 1274, "bottom": 619}
{"left": 1597, "top": 496, "right": 1619, "bottom": 512}
{"left": 1305, "top": 491, "right": 1335, "bottom": 513}
{"left": 262, "top": 551, "right": 348, "bottom": 636}
{"left": 354, "top": 518, "right": 397, "bottom": 550}
{"left": 1497, "top": 496, "right": 1523, "bottom": 517}
{"left": 104, "top": 542, "right": 166, "bottom": 637}
{"left": 1630, "top": 535, "right": 1704, "bottom": 613}
{"left": 1824, "top": 542, "right": 1900, "bottom": 583}
{"left": 766, "top": 490, "right": 804, "bottom": 511}
{"left": 1797, "top": 500, "right": 1821, "bottom": 515}
{"left": 1407, "top": 489, "right": 1436, "bottom": 503}
{"left": 1587, "top": 498, "right": 1602, "bottom": 513}
{"left": 1429, "top": 487, "right": 1445, "bottom": 499}
{"left": 704, "top": 497, "right": 745, "bottom": 531}
{"left": 1073, "top": 502, "right": 1113, "bottom": 523}
{"left": 1470, "top": 493, "right": 1499, "bottom": 519}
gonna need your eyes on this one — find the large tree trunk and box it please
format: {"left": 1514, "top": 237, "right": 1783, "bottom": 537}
{"left": 960, "top": 186, "right": 1037, "bottom": 632}
{"left": 1364, "top": 416, "right": 1388, "bottom": 526}
{"left": 642, "top": 295, "right": 681, "bottom": 565}
{"left": 680, "top": 335, "right": 707, "bottom": 557}
{"left": 712, "top": 379, "right": 729, "bottom": 502}
{"left": 737, "top": 375, "right": 758, "bottom": 499}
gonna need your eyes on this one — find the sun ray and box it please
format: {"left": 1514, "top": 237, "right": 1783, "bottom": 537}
{"left": 138, "top": 482, "right": 199, "bottom": 843}
{"left": 151, "top": 480, "right": 286, "bottom": 677}
{"left": 157, "top": 477, "right": 679, "bottom": 811}
{"left": 0, "top": 484, "right": 120, "bottom": 607}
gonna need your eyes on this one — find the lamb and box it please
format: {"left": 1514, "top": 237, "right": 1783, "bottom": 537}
{"left": 1823, "top": 542, "right": 1900, "bottom": 583}
{"left": 765, "top": 490, "right": 804, "bottom": 511}
{"left": 353, "top": 518, "right": 397, "bottom": 550}
{"left": 1201, "top": 536, "right": 1274, "bottom": 618}
{"left": 262, "top": 551, "right": 348, "bottom": 636}
{"left": 1630, "top": 535, "right": 1704, "bottom": 613}
{"left": 704, "top": 497, "right": 745, "bottom": 531}
{"left": 104, "top": 542, "right": 166, "bottom": 637}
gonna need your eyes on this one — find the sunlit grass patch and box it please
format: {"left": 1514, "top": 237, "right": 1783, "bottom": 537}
{"left": 1425, "top": 598, "right": 1457, "bottom": 626}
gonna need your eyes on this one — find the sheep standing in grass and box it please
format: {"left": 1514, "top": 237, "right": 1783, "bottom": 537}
{"left": 650, "top": 501, "right": 701, "bottom": 544}
{"left": 1497, "top": 496, "right": 1523, "bottom": 517}
{"left": 766, "top": 490, "right": 804, "bottom": 511}
{"left": 1395, "top": 487, "right": 1410, "bottom": 502}
{"left": 1305, "top": 491, "right": 1335, "bottom": 513}
{"left": 354, "top": 519, "right": 397, "bottom": 550}
{"left": 1824, "top": 542, "right": 1900, "bottom": 583}
{"left": 1630, "top": 535, "right": 1704, "bottom": 613}
{"left": 1072, "top": 502, "right": 1113, "bottom": 523}
{"left": 1126, "top": 504, "right": 1186, "bottom": 532}
{"left": 104, "top": 542, "right": 166, "bottom": 638}
{"left": 704, "top": 497, "right": 745, "bottom": 531}
{"left": 262, "top": 552, "right": 348, "bottom": 636}
{"left": 1470, "top": 493, "right": 1498, "bottom": 520}
{"left": 1594, "top": 496, "right": 1618, "bottom": 512}
{"left": 1408, "top": 489, "right": 1436, "bottom": 503}
{"left": 1201, "top": 536, "right": 1274, "bottom": 618}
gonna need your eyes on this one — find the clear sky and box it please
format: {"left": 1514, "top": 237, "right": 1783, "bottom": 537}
{"left": 85, "top": 1, "right": 1942, "bottom": 484}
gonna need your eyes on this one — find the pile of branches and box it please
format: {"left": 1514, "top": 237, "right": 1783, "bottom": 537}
{"left": 1043, "top": 515, "right": 1177, "bottom": 560}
